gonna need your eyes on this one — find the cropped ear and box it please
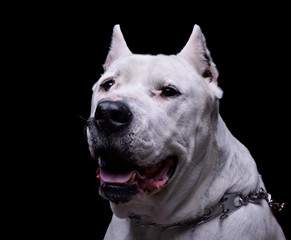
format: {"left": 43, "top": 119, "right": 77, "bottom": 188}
{"left": 178, "top": 25, "right": 219, "bottom": 84}
{"left": 103, "top": 25, "right": 132, "bottom": 71}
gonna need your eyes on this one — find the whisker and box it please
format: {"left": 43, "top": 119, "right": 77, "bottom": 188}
{"left": 79, "top": 115, "right": 89, "bottom": 122}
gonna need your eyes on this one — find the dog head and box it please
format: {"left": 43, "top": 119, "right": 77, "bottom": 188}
{"left": 87, "top": 25, "right": 223, "bottom": 219}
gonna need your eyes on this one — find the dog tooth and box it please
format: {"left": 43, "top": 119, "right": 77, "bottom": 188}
{"left": 129, "top": 172, "right": 136, "bottom": 182}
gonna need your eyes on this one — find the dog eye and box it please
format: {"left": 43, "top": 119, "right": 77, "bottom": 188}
{"left": 100, "top": 79, "right": 115, "bottom": 92}
{"left": 161, "top": 86, "right": 180, "bottom": 97}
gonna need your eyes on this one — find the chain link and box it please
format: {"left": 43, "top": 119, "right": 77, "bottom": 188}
{"left": 240, "top": 188, "right": 285, "bottom": 212}
{"left": 259, "top": 188, "right": 285, "bottom": 212}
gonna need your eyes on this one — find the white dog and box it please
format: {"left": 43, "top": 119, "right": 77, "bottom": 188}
{"left": 87, "top": 25, "right": 285, "bottom": 239}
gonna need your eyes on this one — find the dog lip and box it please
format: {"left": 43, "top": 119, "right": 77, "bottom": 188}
{"left": 100, "top": 184, "right": 139, "bottom": 204}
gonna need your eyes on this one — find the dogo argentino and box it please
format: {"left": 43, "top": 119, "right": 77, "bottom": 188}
{"left": 87, "top": 24, "right": 286, "bottom": 239}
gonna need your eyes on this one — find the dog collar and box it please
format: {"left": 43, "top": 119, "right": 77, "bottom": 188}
{"left": 128, "top": 188, "right": 284, "bottom": 232}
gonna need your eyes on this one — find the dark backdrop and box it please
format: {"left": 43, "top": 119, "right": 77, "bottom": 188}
{"left": 47, "top": 22, "right": 290, "bottom": 239}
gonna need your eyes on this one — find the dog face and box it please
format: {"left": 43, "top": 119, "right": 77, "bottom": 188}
{"left": 87, "top": 25, "right": 222, "bottom": 214}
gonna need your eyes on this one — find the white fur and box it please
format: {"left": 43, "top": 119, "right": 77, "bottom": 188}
{"left": 209, "top": 81, "right": 223, "bottom": 99}
{"left": 88, "top": 25, "right": 285, "bottom": 239}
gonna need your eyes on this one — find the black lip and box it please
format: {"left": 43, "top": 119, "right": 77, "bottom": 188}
{"left": 100, "top": 184, "right": 139, "bottom": 204}
{"left": 99, "top": 152, "right": 177, "bottom": 178}
{"left": 98, "top": 150, "right": 141, "bottom": 174}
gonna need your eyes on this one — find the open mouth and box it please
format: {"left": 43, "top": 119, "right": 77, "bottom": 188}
{"left": 96, "top": 152, "right": 178, "bottom": 203}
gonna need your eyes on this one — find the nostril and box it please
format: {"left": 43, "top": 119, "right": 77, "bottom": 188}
{"left": 94, "top": 105, "right": 103, "bottom": 120}
{"left": 110, "top": 108, "right": 132, "bottom": 123}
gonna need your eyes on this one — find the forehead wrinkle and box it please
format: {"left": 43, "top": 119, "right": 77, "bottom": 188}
{"left": 145, "top": 55, "right": 193, "bottom": 92}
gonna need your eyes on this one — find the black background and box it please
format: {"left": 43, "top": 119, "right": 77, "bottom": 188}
{"left": 35, "top": 21, "right": 290, "bottom": 239}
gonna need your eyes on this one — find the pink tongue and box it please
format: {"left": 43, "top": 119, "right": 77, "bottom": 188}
{"left": 98, "top": 168, "right": 134, "bottom": 184}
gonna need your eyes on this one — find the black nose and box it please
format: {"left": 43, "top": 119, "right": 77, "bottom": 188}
{"left": 94, "top": 100, "right": 132, "bottom": 133}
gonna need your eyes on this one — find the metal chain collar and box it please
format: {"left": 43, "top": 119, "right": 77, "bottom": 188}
{"left": 239, "top": 188, "right": 285, "bottom": 212}
{"left": 128, "top": 188, "right": 285, "bottom": 232}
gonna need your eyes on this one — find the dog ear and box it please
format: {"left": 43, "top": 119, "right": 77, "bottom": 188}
{"left": 103, "top": 25, "right": 132, "bottom": 71}
{"left": 178, "top": 25, "right": 222, "bottom": 98}
{"left": 178, "top": 25, "right": 218, "bottom": 82}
